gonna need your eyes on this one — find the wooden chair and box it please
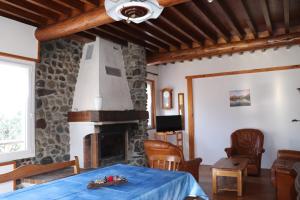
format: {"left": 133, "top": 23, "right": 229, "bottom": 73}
{"left": 144, "top": 140, "right": 202, "bottom": 180}
{"left": 148, "top": 154, "right": 181, "bottom": 171}
{"left": 0, "top": 156, "right": 80, "bottom": 189}
{"left": 0, "top": 161, "right": 16, "bottom": 194}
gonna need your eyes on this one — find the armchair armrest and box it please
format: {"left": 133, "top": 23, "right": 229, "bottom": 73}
{"left": 180, "top": 158, "right": 202, "bottom": 181}
{"left": 277, "top": 150, "right": 300, "bottom": 161}
{"left": 224, "top": 147, "right": 234, "bottom": 157}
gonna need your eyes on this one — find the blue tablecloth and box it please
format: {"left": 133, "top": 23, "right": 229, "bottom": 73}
{"left": 0, "top": 164, "right": 209, "bottom": 200}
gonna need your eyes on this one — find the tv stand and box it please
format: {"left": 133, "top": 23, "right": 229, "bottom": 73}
{"left": 154, "top": 131, "right": 183, "bottom": 150}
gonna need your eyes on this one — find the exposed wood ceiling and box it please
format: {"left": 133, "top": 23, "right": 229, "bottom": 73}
{"left": 1, "top": 0, "right": 300, "bottom": 65}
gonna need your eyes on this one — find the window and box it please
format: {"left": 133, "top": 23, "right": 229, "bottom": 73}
{"left": 146, "top": 80, "right": 156, "bottom": 129}
{"left": 0, "top": 59, "right": 35, "bottom": 162}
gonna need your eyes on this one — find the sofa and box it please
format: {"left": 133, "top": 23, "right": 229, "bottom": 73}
{"left": 271, "top": 150, "right": 300, "bottom": 200}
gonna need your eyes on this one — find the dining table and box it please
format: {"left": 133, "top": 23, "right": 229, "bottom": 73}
{"left": 0, "top": 164, "right": 209, "bottom": 200}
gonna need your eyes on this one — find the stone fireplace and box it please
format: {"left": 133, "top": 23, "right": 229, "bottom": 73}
{"left": 68, "top": 38, "right": 148, "bottom": 168}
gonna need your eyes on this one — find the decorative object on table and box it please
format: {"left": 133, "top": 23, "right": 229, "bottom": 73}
{"left": 229, "top": 89, "right": 251, "bottom": 107}
{"left": 178, "top": 93, "right": 185, "bottom": 129}
{"left": 161, "top": 88, "right": 173, "bottom": 109}
{"left": 87, "top": 175, "right": 128, "bottom": 189}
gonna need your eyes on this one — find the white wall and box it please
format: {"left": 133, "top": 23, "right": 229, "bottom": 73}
{"left": 193, "top": 70, "right": 300, "bottom": 168}
{"left": 72, "top": 37, "right": 133, "bottom": 111}
{"left": 156, "top": 46, "right": 300, "bottom": 167}
{"left": 0, "top": 17, "right": 38, "bottom": 60}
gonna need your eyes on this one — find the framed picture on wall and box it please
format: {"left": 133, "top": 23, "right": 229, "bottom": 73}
{"left": 161, "top": 88, "right": 173, "bottom": 109}
{"left": 229, "top": 89, "right": 251, "bottom": 107}
{"left": 178, "top": 93, "right": 185, "bottom": 129}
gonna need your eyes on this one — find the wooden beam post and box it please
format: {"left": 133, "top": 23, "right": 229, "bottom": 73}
{"left": 187, "top": 77, "right": 195, "bottom": 160}
{"left": 35, "top": 0, "right": 191, "bottom": 41}
{"left": 147, "top": 32, "right": 300, "bottom": 65}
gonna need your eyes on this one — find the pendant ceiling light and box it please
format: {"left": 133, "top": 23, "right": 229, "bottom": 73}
{"left": 105, "top": 0, "right": 164, "bottom": 23}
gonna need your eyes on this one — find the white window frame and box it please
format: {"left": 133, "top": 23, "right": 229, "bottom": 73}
{"left": 146, "top": 79, "right": 156, "bottom": 130}
{"left": 0, "top": 58, "right": 35, "bottom": 162}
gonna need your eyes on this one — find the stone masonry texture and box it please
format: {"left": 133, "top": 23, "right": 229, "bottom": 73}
{"left": 122, "top": 43, "right": 148, "bottom": 166}
{"left": 18, "top": 39, "right": 83, "bottom": 165}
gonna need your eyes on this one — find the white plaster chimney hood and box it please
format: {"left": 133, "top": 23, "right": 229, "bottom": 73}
{"left": 72, "top": 37, "right": 133, "bottom": 111}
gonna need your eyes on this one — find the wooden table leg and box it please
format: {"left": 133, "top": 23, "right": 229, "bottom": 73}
{"left": 237, "top": 170, "right": 243, "bottom": 196}
{"left": 212, "top": 169, "right": 217, "bottom": 194}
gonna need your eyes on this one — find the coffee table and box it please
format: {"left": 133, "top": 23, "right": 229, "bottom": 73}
{"left": 212, "top": 158, "right": 248, "bottom": 196}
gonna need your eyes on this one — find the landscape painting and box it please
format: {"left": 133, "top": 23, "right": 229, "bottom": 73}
{"left": 230, "top": 89, "right": 251, "bottom": 107}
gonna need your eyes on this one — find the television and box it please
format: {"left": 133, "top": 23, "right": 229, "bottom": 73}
{"left": 156, "top": 115, "right": 182, "bottom": 132}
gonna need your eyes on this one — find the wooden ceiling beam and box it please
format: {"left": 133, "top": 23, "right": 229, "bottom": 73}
{"left": 191, "top": 1, "right": 229, "bottom": 42}
{"left": 71, "top": 32, "right": 96, "bottom": 43}
{"left": 283, "top": 0, "right": 290, "bottom": 33}
{"left": 115, "top": 22, "right": 170, "bottom": 51}
{"left": 159, "top": 15, "right": 201, "bottom": 45}
{"left": 145, "top": 21, "right": 181, "bottom": 49}
{"left": 86, "top": 29, "right": 127, "bottom": 45}
{"left": 78, "top": 0, "right": 99, "bottom": 7}
{"left": 126, "top": 23, "right": 175, "bottom": 50}
{"left": 238, "top": 0, "right": 257, "bottom": 37}
{"left": 52, "top": 0, "right": 85, "bottom": 12}
{"left": 0, "top": 2, "right": 48, "bottom": 25}
{"left": 86, "top": 29, "right": 127, "bottom": 46}
{"left": 105, "top": 24, "right": 159, "bottom": 52}
{"left": 96, "top": 26, "right": 158, "bottom": 53}
{"left": 0, "top": 10, "right": 39, "bottom": 27}
{"left": 35, "top": 0, "right": 191, "bottom": 41}
{"left": 0, "top": 0, "right": 60, "bottom": 23}
{"left": 168, "top": 7, "right": 216, "bottom": 44}
{"left": 260, "top": 0, "right": 273, "bottom": 35}
{"left": 147, "top": 32, "right": 300, "bottom": 65}
{"left": 214, "top": 1, "right": 244, "bottom": 39}
{"left": 145, "top": 20, "right": 192, "bottom": 48}
{"left": 30, "top": 0, "right": 72, "bottom": 19}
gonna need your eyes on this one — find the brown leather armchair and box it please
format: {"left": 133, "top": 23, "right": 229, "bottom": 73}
{"left": 224, "top": 129, "right": 265, "bottom": 176}
{"left": 271, "top": 150, "right": 300, "bottom": 200}
{"left": 144, "top": 140, "right": 202, "bottom": 181}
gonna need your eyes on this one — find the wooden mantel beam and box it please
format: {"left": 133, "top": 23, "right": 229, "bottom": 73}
{"left": 35, "top": 0, "right": 190, "bottom": 41}
{"left": 147, "top": 32, "right": 300, "bottom": 65}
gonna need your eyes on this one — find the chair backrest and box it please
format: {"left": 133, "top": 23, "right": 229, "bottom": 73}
{"left": 0, "top": 161, "right": 16, "bottom": 194}
{"left": 231, "top": 129, "right": 264, "bottom": 155}
{"left": 0, "top": 156, "right": 80, "bottom": 188}
{"left": 148, "top": 154, "right": 181, "bottom": 171}
{"left": 144, "top": 140, "right": 184, "bottom": 171}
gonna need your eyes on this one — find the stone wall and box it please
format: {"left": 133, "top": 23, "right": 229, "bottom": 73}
{"left": 19, "top": 39, "right": 83, "bottom": 165}
{"left": 122, "top": 43, "right": 148, "bottom": 166}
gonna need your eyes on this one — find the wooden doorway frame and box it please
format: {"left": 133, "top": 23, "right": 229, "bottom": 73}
{"left": 186, "top": 64, "right": 300, "bottom": 160}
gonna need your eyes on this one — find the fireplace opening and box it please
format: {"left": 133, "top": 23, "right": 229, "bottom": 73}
{"left": 100, "top": 131, "right": 126, "bottom": 160}
{"left": 83, "top": 123, "right": 136, "bottom": 168}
